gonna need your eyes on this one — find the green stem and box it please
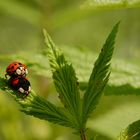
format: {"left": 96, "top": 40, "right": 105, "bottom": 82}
{"left": 80, "top": 130, "right": 87, "bottom": 140}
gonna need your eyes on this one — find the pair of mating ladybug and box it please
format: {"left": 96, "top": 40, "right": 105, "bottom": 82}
{"left": 5, "top": 62, "right": 31, "bottom": 97}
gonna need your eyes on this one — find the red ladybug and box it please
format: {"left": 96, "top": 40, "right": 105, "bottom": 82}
{"left": 8, "top": 76, "right": 31, "bottom": 96}
{"left": 5, "top": 62, "right": 28, "bottom": 78}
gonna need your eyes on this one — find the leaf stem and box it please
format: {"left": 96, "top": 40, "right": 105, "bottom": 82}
{"left": 80, "top": 130, "right": 87, "bottom": 140}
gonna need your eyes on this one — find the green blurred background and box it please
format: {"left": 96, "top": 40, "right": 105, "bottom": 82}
{"left": 0, "top": 0, "right": 140, "bottom": 140}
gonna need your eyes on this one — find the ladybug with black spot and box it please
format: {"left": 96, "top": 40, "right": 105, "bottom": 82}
{"left": 5, "top": 61, "right": 28, "bottom": 78}
{"left": 8, "top": 76, "right": 31, "bottom": 96}
{"left": 5, "top": 61, "right": 31, "bottom": 97}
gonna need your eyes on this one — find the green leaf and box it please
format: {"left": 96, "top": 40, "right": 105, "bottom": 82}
{"left": 119, "top": 119, "right": 140, "bottom": 140}
{"left": 43, "top": 30, "right": 82, "bottom": 129}
{"left": 20, "top": 92, "right": 76, "bottom": 129}
{"left": 82, "top": 0, "right": 140, "bottom": 10}
{"left": 82, "top": 22, "right": 120, "bottom": 124}
{"left": 0, "top": 77, "right": 76, "bottom": 129}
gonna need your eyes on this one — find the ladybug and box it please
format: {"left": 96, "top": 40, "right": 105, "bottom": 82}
{"left": 5, "top": 62, "right": 28, "bottom": 78}
{"left": 8, "top": 76, "right": 31, "bottom": 96}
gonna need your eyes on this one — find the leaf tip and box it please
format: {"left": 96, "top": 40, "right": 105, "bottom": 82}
{"left": 114, "top": 20, "right": 121, "bottom": 31}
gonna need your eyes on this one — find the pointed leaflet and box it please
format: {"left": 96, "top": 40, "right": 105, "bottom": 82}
{"left": 0, "top": 77, "right": 77, "bottom": 129}
{"left": 119, "top": 119, "right": 140, "bottom": 140}
{"left": 82, "top": 22, "right": 120, "bottom": 123}
{"left": 20, "top": 91, "right": 77, "bottom": 129}
{"left": 43, "top": 30, "right": 81, "bottom": 129}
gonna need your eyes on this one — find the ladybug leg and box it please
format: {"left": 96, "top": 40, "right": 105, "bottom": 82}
{"left": 5, "top": 74, "right": 8, "bottom": 79}
{"left": 22, "top": 91, "right": 29, "bottom": 98}
{"left": 25, "top": 91, "right": 29, "bottom": 96}
{"left": 24, "top": 86, "right": 31, "bottom": 96}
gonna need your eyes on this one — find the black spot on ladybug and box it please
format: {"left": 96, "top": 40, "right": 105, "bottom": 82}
{"left": 18, "top": 62, "right": 21, "bottom": 65}
{"left": 11, "top": 66, "right": 14, "bottom": 69}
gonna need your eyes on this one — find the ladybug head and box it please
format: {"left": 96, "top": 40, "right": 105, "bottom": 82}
{"left": 6, "top": 62, "right": 28, "bottom": 77}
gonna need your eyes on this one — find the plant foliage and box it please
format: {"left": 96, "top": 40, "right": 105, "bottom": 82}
{"left": 43, "top": 30, "right": 82, "bottom": 130}
{"left": 82, "top": 0, "right": 140, "bottom": 10}
{"left": 82, "top": 22, "right": 119, "bottom": 124}
{"left": 0, "top": 22, "right": 119, "bottom": 138}
{"left": 119, "top": 119, "right": 140, "bottom": 140}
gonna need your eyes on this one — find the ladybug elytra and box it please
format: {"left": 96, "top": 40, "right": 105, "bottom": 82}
{"left": 5, "top": 62, "right": 28, "bottom": 78}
